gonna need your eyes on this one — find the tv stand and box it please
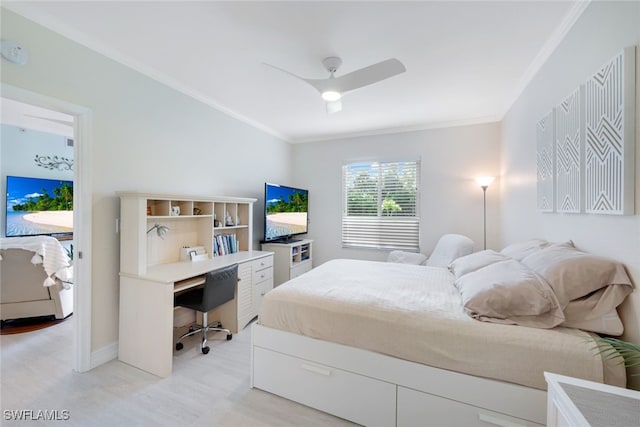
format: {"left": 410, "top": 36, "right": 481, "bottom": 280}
{"left": 282, "top": 237, "right": 302, "bottom": 243}
{"left": 261, "top": 239, "right": 313, "bottom": 286}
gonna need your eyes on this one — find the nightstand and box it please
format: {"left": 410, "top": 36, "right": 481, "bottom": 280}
{"left": 545, "top": 372, "right": 640, "bottom": 426}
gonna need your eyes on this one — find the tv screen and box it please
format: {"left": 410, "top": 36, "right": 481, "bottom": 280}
{"left": 264, "top": 183, "right": 308, "bottom": 242}
{"left": 5, "top": 176, "right": 73, "bottom": 237}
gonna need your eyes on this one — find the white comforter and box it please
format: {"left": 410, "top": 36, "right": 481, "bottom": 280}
{"left": 259, "top": 259, "right": 624, "bottom": 390}
{"left": 0, "top": 236, "right": 71, "bottom": 287}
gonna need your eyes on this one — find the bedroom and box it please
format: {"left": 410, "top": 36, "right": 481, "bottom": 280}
{"left": 0, "top": 1, "right": 638, "bottom": 425}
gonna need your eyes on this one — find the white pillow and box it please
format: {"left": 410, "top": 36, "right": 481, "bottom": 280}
{"left": 448, "top": 250, "right": 508, "bottom": 278}
{"left": 500, "top": 238, "right": 552, "bottom": 261}
{"left": 387, "top": 250, "right": 428, "bottom": 265}
{"left": 426, "top": 234, "right": 474, "bottom": 268}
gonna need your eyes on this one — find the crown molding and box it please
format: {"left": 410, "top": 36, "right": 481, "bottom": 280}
{"left": 291, "top": 114, "right": 501, "bottom": 144}
{"left": 4, "top": 2, "right": 590, "bottom": 145}
{"left": 2, "top": 3, "right": 292, "bottom": 143}
{"left": 499, "top": 0, "right": 591, "bottom": 119}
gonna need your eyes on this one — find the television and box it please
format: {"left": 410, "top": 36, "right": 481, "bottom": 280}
{"left": 5, "top": 175, "right": 73, "bottom": 237}
{"left": 263, "top": 183, "right": 308, "bottom": 243}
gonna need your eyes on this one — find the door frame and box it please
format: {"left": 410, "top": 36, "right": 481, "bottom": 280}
{"left": 2, "top": 83, "right": 92, "bottom": 372}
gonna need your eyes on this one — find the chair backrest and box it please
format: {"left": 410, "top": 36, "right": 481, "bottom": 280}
{"left": 426, "top": 234, "right": 475, "bottom": 268}
{"left": 201, "top": 263, "right": 238, "bottom": 312}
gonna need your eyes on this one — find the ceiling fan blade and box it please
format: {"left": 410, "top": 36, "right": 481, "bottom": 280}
{"left": 326, "top": 99, "right": 342, "bottom": 114}
{"left": 306, "top": 58, "right": 406, "bottom": 94}
{"left": 263, "top": 62, "right": 316, "bottom": 88}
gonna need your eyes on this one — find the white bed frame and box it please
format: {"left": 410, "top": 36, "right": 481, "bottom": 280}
{"left": 251, "top": 323, "right": 546, "bottom": 427}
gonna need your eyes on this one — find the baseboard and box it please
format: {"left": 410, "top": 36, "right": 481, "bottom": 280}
{"left": 90, "top": 341, "right": 118, "bottom": 369}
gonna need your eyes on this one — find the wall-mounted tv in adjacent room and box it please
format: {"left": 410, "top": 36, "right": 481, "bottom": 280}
{"left": 5, "top": 175, "right": 73, "bottom": 237}
{"left": 263, "top": 183, "right": 308, "bottom": 243}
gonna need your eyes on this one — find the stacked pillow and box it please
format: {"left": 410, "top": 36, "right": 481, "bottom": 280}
{"left": 449, "top": 239, "right": 634, "bottom": 334}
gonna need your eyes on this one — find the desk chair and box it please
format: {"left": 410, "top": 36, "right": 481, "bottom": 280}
{"left": 174, "top": 264, "right": 237, "bottom": 354}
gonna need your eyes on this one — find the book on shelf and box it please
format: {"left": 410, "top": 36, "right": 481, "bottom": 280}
{"left": 213, "top": 233, "right": 238, "bottom": 257}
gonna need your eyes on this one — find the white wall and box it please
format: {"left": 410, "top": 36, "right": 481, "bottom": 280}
{"left": 500, "top": 1, "right": 640, "bottom": 387}
{"left": 0, "top": 124, "right": 74, "bottom": 237}
{"left": 292, "top": 122, "right": 501, "bottom": 265}
{"left": 0, "top": 9, "right": 291, "bottom": 351}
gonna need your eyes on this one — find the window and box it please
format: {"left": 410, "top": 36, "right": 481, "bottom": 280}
{"left": 342, "top": 160, "right": 420, "bottom": 250}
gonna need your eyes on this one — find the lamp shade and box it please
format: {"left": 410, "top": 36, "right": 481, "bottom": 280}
{"left": 475, "top": 176, "right": 495, "bottom": 188}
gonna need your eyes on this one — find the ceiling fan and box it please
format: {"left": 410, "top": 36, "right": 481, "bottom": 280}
{"left": 266, "top": 57, "right": 406, "bottom": 113}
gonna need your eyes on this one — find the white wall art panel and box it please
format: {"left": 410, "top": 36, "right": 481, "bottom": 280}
{"left": 536, "top": 111, "right": 555, "bottom": 212}
{"left": 584, "top": 47, "right": 636, "bottom": 215}
{"left": 555, "top": 87, "right": 584, "bottom": 213}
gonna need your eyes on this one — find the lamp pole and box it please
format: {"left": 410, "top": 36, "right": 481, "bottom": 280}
{"left": 481, "top": 185, "right": 488, "bottom": 250}
{"left": 475, "top": 177, "right": 494, "bottom": 251}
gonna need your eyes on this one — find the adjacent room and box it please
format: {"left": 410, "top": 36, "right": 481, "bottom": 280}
{"left": 1, "top": 1, "right": 639, "bottom": 426}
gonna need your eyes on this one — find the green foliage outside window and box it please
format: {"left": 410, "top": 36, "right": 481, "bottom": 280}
{"left": 345, "top": 162, "right": 417, "bottom": 217}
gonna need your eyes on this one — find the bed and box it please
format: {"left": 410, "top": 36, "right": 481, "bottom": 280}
{"left": 251, "top": 239, "right": 633, "bottom": 427}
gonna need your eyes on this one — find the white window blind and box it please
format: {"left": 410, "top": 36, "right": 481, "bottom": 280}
{"left": 342, "top": 161, "right": 420, "bottom": 250}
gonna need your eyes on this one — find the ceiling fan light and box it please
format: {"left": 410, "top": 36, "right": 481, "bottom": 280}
{"left": 321, "top": 91, "right": 342, "bottom": 102}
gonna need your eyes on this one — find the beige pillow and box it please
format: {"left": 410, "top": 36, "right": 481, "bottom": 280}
{"left": 521, "top": 242, "right": 634, "bottom": 307}
{"left": 454, "top": 259, "right": 565, "bottom": 328}
{"left": 562, "top": 305, "right": 624, "bottom": 336}
{"left": 448, "top": 250, "right": 508, "bottom": 279}
{"left": 500, "top": 238, "right": 553, "bottom": 261}
{"left": 560, "top": 284, "right": 631, "bottom": 335}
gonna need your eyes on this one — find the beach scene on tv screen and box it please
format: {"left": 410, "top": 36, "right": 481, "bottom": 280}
{"left": 265, "top": 186, "right": 308, "bottom": 239}
{"left": 6, "top": 177, "right": 73, "bottom": 237}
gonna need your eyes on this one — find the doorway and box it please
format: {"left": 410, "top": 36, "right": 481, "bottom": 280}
{"left": 1, "top": 84, "right": 92, "bottom": 372}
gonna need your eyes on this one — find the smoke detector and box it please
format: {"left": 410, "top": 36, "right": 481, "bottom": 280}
{"left": 1, "top": 40, "right": 29, "bottom": 65}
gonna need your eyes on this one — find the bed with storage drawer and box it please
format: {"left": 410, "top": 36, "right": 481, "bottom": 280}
{"left": 251, "top": 239, "right": 633, "bottom": 427}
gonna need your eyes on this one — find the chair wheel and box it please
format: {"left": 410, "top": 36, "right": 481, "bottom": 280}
{"left": 202, "top": 346, "right": 210, "bottom": 354}
{"left": 176, "top": 342, "right": 183, "bottom": 351}
{"left": 188, "top": 327, "right": 195, "bottom": 333}
{"left": 226, "top": 333, "right": 232, "bottom": 341}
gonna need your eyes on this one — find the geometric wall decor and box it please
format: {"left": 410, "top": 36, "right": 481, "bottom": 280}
{"left": 536, "top": 110, "right": 555, "bottom": 212}
{"left": 584, "top": 47, "right": 636, "bottom": 215}
{"left": 555, "top": 87, "right": 584, "bottom": 213}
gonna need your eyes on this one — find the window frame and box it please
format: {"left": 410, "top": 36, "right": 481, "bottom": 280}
{"left": 341, "top": 159, "right": 420, "bottom": 251}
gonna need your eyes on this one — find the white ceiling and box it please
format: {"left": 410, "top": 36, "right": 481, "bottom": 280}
{"left": 1, "top": 97, "right": 74, "bottom": 137}
{"left": 4, "top": 1, "right": 585, "bottom": 143}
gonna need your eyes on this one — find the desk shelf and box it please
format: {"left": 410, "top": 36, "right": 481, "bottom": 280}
{"left": 118, "top": 192, "right": 274, "bottom": 378}
{"left": 119, "top": 192, "right": 257, "bottom": 274}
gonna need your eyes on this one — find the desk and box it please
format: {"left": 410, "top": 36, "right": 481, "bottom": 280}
{"left": 118, "top": 250, "right": 273, "bottom": 377}
{"left": 545, "top": 372, "right": 640, "bottom": 426}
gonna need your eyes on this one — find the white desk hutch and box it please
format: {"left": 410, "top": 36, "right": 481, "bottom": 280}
{"left": 117, "top": 192, "right": 273, "bottom": 377}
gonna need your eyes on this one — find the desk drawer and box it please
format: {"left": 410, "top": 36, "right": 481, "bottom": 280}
{"left": 253, "top": 347, "right": 395, "bottom": 427}
{"left": 253, "top": 255, "right": 273, "bottom": 272}
{"left": 252, "top": 266, "right": 273, "bottom": 284}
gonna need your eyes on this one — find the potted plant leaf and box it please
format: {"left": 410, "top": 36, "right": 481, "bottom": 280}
{"left": 593, "top": 337, "right": 640, "bottom": 375}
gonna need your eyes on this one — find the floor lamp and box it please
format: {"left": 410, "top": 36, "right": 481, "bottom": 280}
{"left": 475, "top": 177, "right": 495, "bottom": 250}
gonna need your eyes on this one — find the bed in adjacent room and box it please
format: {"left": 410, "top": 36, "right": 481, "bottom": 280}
{"left": 250, "top": 239, "right": 633, "bottom": 427}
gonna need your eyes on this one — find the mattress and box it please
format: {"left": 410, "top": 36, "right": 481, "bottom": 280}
{"left": 258, "top": 259, "right": 625, "bottom": 390}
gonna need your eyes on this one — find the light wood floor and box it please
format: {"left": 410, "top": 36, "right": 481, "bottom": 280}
{"left": 0, "top": 319, "right": 356, "bottom": 426}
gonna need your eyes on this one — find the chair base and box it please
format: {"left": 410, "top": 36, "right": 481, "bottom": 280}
{"left": 175, "top": 312, "right": 232, "bottom": 354}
